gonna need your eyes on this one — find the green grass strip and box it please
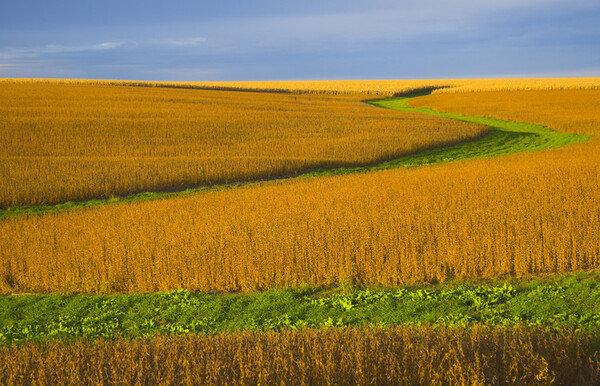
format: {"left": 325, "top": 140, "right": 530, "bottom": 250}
{"left": 1, "top": 93, "right": 591, "bottom": 219}
{"left": 2, "top": 272, "right": 600, "bottom": 343}
{"left": 367, "top": 96, "right": 591, "bottom": 164}
{"left": 0, "top": 185, "right": 241, "bottom": 219}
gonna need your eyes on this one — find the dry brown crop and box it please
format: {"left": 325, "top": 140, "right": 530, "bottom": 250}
{"left": 1, "top": 88, "right": 599, "bottom": 294}
{"left": 2, "top": 77, "right": 600, "bottom": 95}
{"left": 159, "top": 77, "right": 600, "bottom": 94}
{"left": 410, "top": 89, "right": 600, "bottom": 134}
{"left": 0, "top": 82, "right": 484, "bottom": 208}
{"left": 1, "top": 326, "right": 599, "bottom": 385}
{"left": 2, "top": 144, "right": 598, "bottom": 293}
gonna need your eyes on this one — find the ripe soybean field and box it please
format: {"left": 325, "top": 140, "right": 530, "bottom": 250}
{"left": 0, "top": 82, "right": 484, "bottom": 208}
{"left": 4, "top": 76, "right": 600, "bottom": 95}
{"left": 1, "top": 86, "right": 598, "bottom": 294}
{"left": 2, "top": 78, "right": 600, "bottom": 384}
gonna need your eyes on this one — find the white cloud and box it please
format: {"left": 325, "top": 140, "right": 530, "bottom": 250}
{"left": 0, "top": 37, "right": 208, "bottom": 61}
{"left": 0, "top": 50, "right": 29, "bottom": 60}
{"left": 152, "top": 37, "right": 207, "bottom": 47}
{"left": 0, "top": 41, "right": 130, "bottom": 61}
{"left": 44, "top": 41, "right": 128, "bottom": 53}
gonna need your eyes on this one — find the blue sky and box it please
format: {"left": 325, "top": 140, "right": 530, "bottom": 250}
{"left": 1, "top": 0, "right": 599, "bottom": 81}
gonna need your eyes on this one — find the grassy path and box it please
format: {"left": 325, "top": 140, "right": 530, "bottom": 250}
{"left": 2, "top": 272, "right": 600, "bottom": 343}
{"left": 1, "top": 93, "right": 590, "bottom": 219}
{"left": 365, "top": 95, "right": 590, "bottom": 165}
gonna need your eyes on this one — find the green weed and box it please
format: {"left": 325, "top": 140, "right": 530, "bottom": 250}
{"left": 2, "top": 272, "right": 600, "bottom": 343}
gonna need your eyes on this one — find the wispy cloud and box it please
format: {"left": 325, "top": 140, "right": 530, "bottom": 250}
{"left": 182, "top": 0, "right": 598, "bottom": 53}
{"left": 152, "top": 37, "right": 207, "bottom": 47}
{"left": 44, "top": 41, "right": 128, "bottom": 53}
{"left": 0, "top": 38, "right": 209, "bottom": 61}
{"left": 0, "top": 41, "right": 130, "bottom": 60}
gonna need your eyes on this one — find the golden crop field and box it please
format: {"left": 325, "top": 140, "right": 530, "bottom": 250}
{"left": 431, "top": 78, "right": 600, "bottom": 94}
{"left": 1, "top": 89, "right": 599, "bottom": 293}
{"left": 3, "top": 76, "right": 599, "bottom": 95}
{"left": 410, "top": 89, "right": 600, "bottom": 135}
{"left": 2, "top": 326, "right": 599, "bottom": 385}
{"left": 0, "top": 82, "right": 485, "bottom": 208}
{"left": 1, "top": 80, "right": 600, "bottom": 384}
{"left": 1, "top": 84, "right": 599, "bottom": 295}
{"left": 167, "top": 77, "right": 600, "bottom": 94}
{"left": 2, "top": 144, "right": 598, "bottom": 293}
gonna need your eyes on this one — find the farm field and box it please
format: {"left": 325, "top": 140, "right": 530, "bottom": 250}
{"left": 2, "top": 78, "right": 600, "bottom": 383}
{"left": 2, "top": 153, "right": 599, "bottom": 293}
{"left": 2, "top": 86, "right": 599, "bottom": 293}
{"left": 0, "top": 82, "right": 485, "bottom": 208}
{"left": 1, "top": 91, "right": 590, "bottom": 219}
{"left": 4, "top": 76, "right": 600, "bottom": 95}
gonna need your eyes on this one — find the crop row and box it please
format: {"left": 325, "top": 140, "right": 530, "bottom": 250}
{"left": 2, "top": 326, "right": 599, "bottom": 384}
{"left": 2, "top": 77, "right": 599, "bottom": 95}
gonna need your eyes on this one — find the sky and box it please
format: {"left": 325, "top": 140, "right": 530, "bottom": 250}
{"left": 1, "top": 0, "right": 599, "bottom": 81}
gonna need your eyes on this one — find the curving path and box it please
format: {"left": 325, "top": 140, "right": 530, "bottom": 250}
{"left": 365, "top": 94, "right": 591, "bottom": 168}
{"left": 0, "top": 93, "right": 591, "bottom": 218}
